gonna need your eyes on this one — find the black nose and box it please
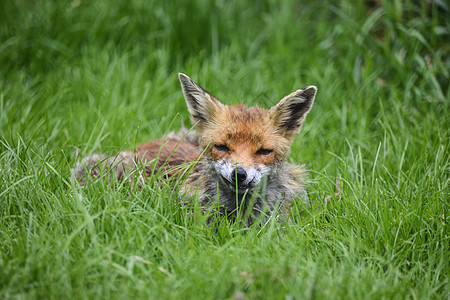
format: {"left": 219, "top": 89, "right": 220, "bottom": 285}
{"left": 233, "top": 167, "right": 247, "bottom": 184}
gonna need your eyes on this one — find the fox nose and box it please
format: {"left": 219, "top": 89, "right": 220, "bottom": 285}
{"left": 233, "top": 167, "right": 247, "bottom": 184}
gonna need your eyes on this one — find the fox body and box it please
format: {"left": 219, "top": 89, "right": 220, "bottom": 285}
{"left": 74, "top": 73, "right": 317, "bottom": 225}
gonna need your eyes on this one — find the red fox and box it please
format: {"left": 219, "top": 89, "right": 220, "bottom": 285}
{"left": 73, "top": 73, "right": 317, "bottom": 225}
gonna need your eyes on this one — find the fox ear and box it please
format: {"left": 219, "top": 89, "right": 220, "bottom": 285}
{"left": 270, "top": 85, "right": 317, "bottom": 139}
{"left": 178, "top": 73, "right": 223, "bottom": 128}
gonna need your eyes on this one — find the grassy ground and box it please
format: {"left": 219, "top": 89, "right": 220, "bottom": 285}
{"left": 0, "top": 0, "right": 449, "bottom": 299}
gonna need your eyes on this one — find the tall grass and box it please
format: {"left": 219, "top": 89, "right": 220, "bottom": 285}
{"left": 1, "top": 0, "right": 448, "bottom": 298}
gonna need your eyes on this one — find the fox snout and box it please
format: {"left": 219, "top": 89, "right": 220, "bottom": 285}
{"left": 233, "top": 167, "right": 247, "bottom": 185}
{"left": 213, "top": 160, "right": 272, "bottom": 192}
{"left": 227, "top": 165, "right": 255, "bottom": 191}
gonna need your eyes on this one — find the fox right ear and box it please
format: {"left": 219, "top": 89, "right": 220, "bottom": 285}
{"left": 178, "top": 73, "right": 223, "bottom": 128}
{"left": 270, "top": 85, "right": 317, "bottom": 140}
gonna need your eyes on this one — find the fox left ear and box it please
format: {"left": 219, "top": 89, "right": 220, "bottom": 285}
{"left": 269, "top": 85, "right": 317, "bottom": 139}
{"left": 178, "top": 73, "right": 223, "bottom": 128}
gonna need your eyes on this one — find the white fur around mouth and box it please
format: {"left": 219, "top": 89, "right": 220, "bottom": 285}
{"left": 211, "top": 159, "right": 272, "bottom": 192}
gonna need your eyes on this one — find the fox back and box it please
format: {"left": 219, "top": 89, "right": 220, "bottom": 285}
{"left": 73, "top": 73, "right": 317, "bottom": 225}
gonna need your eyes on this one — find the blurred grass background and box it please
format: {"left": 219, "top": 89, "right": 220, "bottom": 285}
{"left": 0, "top": 0, "right": 449, "bottom": 299}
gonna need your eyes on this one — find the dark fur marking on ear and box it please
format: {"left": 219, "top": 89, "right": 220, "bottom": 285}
{"left": 179, "top": 73, "right": 221, "bottom": 125}
{"left": 271, "top": 85, "right": 317, "bottom": 137}
{"left": 281, "top": 100, "right": 312, "bottom": 131}
{"left": 192, "top": 113, "right": 207, "bottom": 123}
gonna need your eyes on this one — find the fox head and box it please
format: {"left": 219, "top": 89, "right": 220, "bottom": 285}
{"left": 178, "top": 73, "right": 317, "bottom": 193}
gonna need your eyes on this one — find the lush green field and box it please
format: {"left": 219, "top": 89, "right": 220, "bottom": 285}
{"left": 1, "top": 0, "right": 448, "bottom": 298}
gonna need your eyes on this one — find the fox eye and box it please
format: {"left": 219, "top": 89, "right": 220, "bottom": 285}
{"left": 214, "top": 144, "right": 230, "bottom": 152}
{"left": 256, "top": 148, "right": 273, "bottom": 155}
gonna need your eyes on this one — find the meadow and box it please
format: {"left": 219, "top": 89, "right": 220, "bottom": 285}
{"left": 0, "top": 0, "right": 448, "bottom": 298}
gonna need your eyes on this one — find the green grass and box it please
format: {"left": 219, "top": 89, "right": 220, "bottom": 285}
{"left": 1, "top": 0, "right": 449, "bottom": 298}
